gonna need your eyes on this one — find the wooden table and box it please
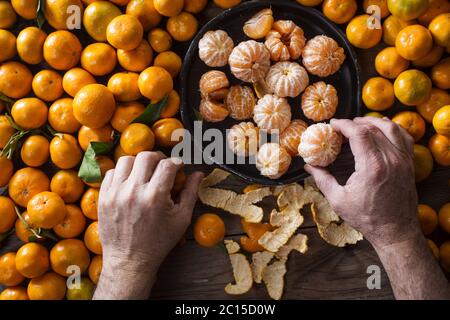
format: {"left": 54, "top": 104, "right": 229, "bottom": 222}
{"left": 1, "top": 0, "right": 449, "bottom": 301}
{"left": 151, "top": 0, "right": 450, "bottom": 300}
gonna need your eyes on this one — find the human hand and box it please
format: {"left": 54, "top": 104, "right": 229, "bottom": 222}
{"left": 93, "top": 152, "right": 203, "bottom": 299}
{"left": 305, "top": 117, "right": 418, "bottom": 249}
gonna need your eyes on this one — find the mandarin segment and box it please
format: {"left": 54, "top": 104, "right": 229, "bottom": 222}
{"left": 279, "top": 120, "right": 308, "bottom": 157}
{"left": 199, "top": 99, "right": 229, "bottom": 122}
{"left": 265, "top": 20, "right": 305, "bottom": 61}
{"left": 243, "top": 8, "right": 274, "bottom": 40}
{"left": 199, "top": 70, "right": 230, "bottom": 99}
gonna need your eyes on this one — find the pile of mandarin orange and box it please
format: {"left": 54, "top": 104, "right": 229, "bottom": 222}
{"left": 0, "top": 0, "right": 449, "bottom": 300}
{"left": 0, "top": 0, "right": 242, "bottom": 301}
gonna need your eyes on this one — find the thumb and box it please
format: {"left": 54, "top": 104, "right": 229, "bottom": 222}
{"left": 304, "top": 164, "right": 343, "bottom": 203}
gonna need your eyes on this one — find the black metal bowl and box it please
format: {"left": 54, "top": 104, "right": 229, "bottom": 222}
{"left": 180, "top": 0, "right": 362, "bottom": 185}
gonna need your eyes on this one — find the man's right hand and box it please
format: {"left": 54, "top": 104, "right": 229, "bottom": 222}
{"left": 305, "top": 117, "right": 450, "bottom": 300}
{"left": 305, "top": 117, "right": 419, "bottom": 249}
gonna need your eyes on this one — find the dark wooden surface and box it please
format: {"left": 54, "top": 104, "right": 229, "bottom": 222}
{"left": 150, "top": 0, "right": 450, "bottom": 300}
{"left": 1, "top": 0, "right": 449, "bottom": 300}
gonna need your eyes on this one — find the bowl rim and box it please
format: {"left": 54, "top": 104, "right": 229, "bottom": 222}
{"left": 179, "top": 0, "right": 362, "bottom": 185}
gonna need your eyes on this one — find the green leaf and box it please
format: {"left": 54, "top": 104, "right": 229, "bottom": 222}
{"left": 5, "top": 114, "right": 24, "bottom": 131}
{"left": 40, "top": 229, "right": 59, "bottom": 242}
{"left": 0, "top": 92, "right": 14, "bottom": 104}
{"left": 28, "top": 235, "right": 38, "bottom": 243}
{"left": 0, "top": 129, "right": 30, "bottom": 159}
{"left": 45, "top": 125, "right": 63, "bottom": 139}
{"left": 78, "top": 141, "right": 114, "bottom": 183}
{"left": 131, "top": 95, "right": 169, "bottom": 126}
{"left": 36, "top": 0, "right": 46, "bottom": 28}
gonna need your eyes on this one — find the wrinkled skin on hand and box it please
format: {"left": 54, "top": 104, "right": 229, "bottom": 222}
{"left": 306, "top": 118, "right": 450, "bottom": 300}
{"left": 94, "top": 152, "right": 203, "bottom": 300}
